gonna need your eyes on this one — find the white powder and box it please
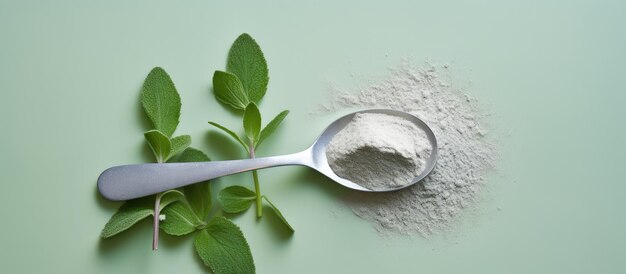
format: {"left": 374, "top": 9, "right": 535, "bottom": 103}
{"left": 318, "top": 61, "right": 496, "bottom": 236}
{"left": 326, "top": 113, "right": 432, "bottom": 191}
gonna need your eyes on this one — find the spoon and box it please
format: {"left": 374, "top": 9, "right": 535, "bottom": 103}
{"left": 97, "top": 109, "right": 438, "bottom": 201}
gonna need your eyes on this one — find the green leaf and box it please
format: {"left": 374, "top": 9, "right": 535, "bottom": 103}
{"left": 177, "top": 148, "right": 212, "bottom": 220}
{"left": 177, "top": 147, "right": 211, "bottom": 163}
{"left": 257, "top": 110, "right": 289, "bottom": 147}
{"left": 213, "top": 70, "right": 249, "bottom": 110}
{"left": 100, "top": 197, "right": 153, "bottom": 238}
{"left": 194, "top": 217, "right": 255, "bottom": 274}
{"left": 185, "top": 183, "right": 211, "bottom": 222}
{"left": 227, "top": 33, "right": 269, "bottom": 103}
{"left": 169, "top": 135, "right": 191, "bottom": 159}
{"left": 161, "top": 202, "right": 204, "bottom": 236}
{"left": 218, "top": 186, "right": 256, "bottom": 213}
{"left": 144, "top": 130, "right": 171, "bottom": 163}
{"left": 243, "top": 103, "right": 261, "bottom": 143}
{"left": 159, "top": 190, "right": 185, "bottom": 210}
{"left": 208, "top": 121, "right": 249, "bottom": 152}
{"left": 141, "top": 67, "right": 181, "bottom": 137}
{"left": 263, "top": 196, "right": 294, "bottom": 232}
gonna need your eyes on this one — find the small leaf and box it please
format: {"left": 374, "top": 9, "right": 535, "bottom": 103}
{"left": 159, "top": 190, "right": 185, "bottom": 210}
{"left": 177, "top": 148, "right": 212, "bottom": 220}
{"left": 177, "top": 147, "right": 211, "bottom": 163}
{"left": 101, "top": 196, "right": 153, "bottom": 238}
{"left": 257, "top": 110, "right": 289, "bottom": 148}
{"left": 263, "top": 196, "right": 294, "bottom": 232}
{"left": 161, "top": 202, "right": 204, "bottom": 236}
{"left": 218, "top": 186, "right": 256, "bottom": 213}
{"left": 144, "top": 130, "right": 171, "bottom": 163}
{"left": 194, "top": 217, "right": 255, "bottom": 274}
{"left": 169, "top": 135, "right": 191, "bottom": 160}
{"left": 213, "top": 70, "right": 249, "bottom": 110}
{"left": 243, "top": 103, "right": 261, "bottom": 143}
{"left": 141, "top": 67, "right": 181, "bottom": 137}
{"left": 157, "top": 189, "right": 185, "bottom": 208}
{"left": 208, "top": 122, "right": 249, "bottom": 152}
{"left": 185, "top": 183, "right": 211, "bottom": 222}
{"left": 227, "top": 33, "right": 269, "bottom": 103}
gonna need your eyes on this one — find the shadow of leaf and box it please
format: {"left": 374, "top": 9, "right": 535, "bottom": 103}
{"left": 205, "top": 130, "right": 246, "bottom": 160}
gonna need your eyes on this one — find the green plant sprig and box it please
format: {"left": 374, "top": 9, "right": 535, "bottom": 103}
{"left": 209, "top": 34, "right": 294, "bottom": 232}
{"left": 100, "top": 67, "right": 255, "bottom": 274}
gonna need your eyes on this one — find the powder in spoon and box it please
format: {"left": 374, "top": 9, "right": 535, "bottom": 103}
{"left": 326, "top": 113, "right": 432, "bottom": 191}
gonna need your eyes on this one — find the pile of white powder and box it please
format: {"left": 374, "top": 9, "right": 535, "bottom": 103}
{"left": 318, "top": 61, "right": 496, "bottom": 236}
{"left": 326, "top": 113, "right": 432, "bottom": 191}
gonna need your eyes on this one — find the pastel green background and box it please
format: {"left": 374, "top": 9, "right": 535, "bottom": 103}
{"left": 1, "top": 0, "right": 624, "bottom": 273}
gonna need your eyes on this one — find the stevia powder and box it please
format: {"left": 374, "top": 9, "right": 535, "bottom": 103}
{"left": 318, "top": 61, "right": 496, "bottom": 236}
{"left": 326, "top": 112, "right": 432, "bottom": 191}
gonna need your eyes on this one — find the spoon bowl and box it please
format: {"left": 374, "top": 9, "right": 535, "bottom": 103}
{"left": 98, "top": 109, "right": 438, "bottom": 201}
{"left": 311, "top": 109, "right": 439, "bottom": 192}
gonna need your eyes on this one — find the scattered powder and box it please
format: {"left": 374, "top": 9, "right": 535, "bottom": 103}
{"left": 318, "top": 61, "right": 496, "bottom": 236}
{"left": 326, "top": 113, "right": 432, "bottom": 191}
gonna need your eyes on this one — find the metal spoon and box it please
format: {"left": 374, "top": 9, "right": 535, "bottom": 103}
{"left": 97, "top": 109, "right": 438, "bottom": 201}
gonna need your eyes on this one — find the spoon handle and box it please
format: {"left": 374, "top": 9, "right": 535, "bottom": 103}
{"left": 98, "top": 151, "right": 312, "bottom": 201}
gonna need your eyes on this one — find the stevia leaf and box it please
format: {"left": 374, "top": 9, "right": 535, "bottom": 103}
{"left": 227, "top": 33, "right": 269, "bottom": 103}
{"left": 176, "top": 147, "right": 211, "bottom": 163}
{"left": 257, "top": 110, "right": 289, "bottom": 148}
{"left": 243, "top": 103, "right": 261, "bottom": 143}
{"left": 194, "top": 216, "right": 255, "bottom": 274}
{"left": 177, "top": 148, "right": 212, "bottom": 220}
{"left": 144, "top": 130, "right": 171, "bottom": 163}
{"left": 161, "top": 202, "right": 204, "bottom": 236}
{"left": 184, "top": 183, "right": 212, "bottom": 222}
{"left": 159, "top": 190, "right": 185, "bottom": 210}
{"left": 101, "top": 196, "right": 153, "bottom": 238}
{"left": 213, "top": 70, "right": 249, "bottom": 110}
{"left": 208, "top": 121, "right": 249, "bottom": 152}
{"left": 169, "top": 135, "right": 191, "bottom": 160}
{"left": 141, "top": 67, "right": 181, "bottom": 137}
{"left": 218, "top": 186, "right": 256, "bottom": 213}
{"left": 263, "top": 196, "right": 294, "bottom": 232}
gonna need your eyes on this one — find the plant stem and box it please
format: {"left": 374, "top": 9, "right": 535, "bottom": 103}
{"left": 252, "top": 171, "right": 262, "bottom": 217}
{"left": 153, "top": 193, "right": 161, "bottom": 251}
{"left": 249, "top": 141, "right": 262, "bottom": 218}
